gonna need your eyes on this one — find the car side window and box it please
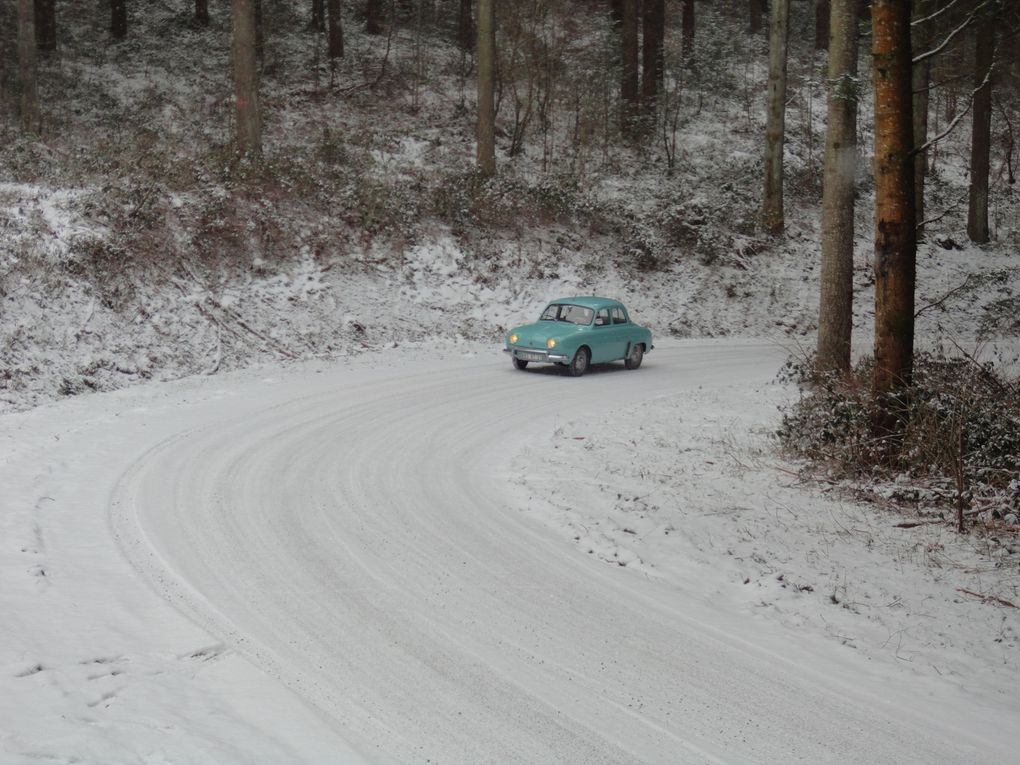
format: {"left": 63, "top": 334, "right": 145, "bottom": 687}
{"left": 612, "top": 307, "right": 628, "bottom": 325}
{"left": 595, "top": 308, "right": 610, "bottom": 327}
{"left": 558, "top": 305, "right": 593, "bottom": 325}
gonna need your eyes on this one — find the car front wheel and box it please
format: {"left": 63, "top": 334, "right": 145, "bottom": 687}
{"left": 512, "top": 356, "right": 529, "bottom": 370}
{"left": 567, "top": 347, "right": 590, "bottom": 377}
{"left": 624, "top": 343, "right": 644, "bottom": 370}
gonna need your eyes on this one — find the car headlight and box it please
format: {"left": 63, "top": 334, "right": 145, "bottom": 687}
{"left": 547, "top": 338, "right": 557, "bottom": 349}
{"left": 510, "top": 334, "right": 519, "bottom": 344}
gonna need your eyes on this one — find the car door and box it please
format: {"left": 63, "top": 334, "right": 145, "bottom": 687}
{"left": 590, "top": 306, "right": 629, "bottom": 362}
{"left": 608, "top": 306, "right": 633, "bottom": 360}
{"left": 589, "top": 307, "right": 616, "bottom": 363}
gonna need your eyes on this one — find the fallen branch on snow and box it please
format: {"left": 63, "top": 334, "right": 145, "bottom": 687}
{"left": 956, "top": 588, "right": 1017, "bottom": 608}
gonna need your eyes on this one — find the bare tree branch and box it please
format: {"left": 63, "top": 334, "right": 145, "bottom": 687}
{"left": 956, "top": 589, "right": 1018, "bottom": 609}
{"left": 910, "top": 0, "right": 964, "bottom": 29}
{"left": 911, "top": 56, "right": 996, "bottom": 157}
{"left": 917, "top": 195, "right": 965, "bottom": 229}
{"left": 912, "top": 70, "right": 969, "bottom": 96}
{"left": 914, "top": 272, "right": 979, "bottom": 318}
{"left": 912, "top": 0, "right": 995, "bottom": 65}
{"left": 996, "top": 95, "right": 1016, "bottom": 184}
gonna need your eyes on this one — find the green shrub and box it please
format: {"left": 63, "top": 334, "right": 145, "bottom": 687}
{"left": 778, "top": 353, "right": 1020, "bottom": 524}
{"left": 777, "top": 357, "right": 881, "bottom": 474}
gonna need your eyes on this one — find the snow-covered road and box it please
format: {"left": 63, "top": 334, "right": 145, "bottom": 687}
{"left": 3, "top": 342, "right": 1016, "bottom": 763}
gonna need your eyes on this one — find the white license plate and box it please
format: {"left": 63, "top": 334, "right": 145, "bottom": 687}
{"left": 518, "top": 352, "right": 545, "bottom": 362}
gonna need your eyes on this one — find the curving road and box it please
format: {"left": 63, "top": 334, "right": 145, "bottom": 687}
{"left": 110, "top": 344, "right": 1000, "bottom": 764}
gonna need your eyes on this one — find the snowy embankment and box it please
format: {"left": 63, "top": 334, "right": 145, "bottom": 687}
{"left": 4, "top": 179, "right": 1018, "bottom": 415}
{"left": 2, "top": 341, "right": 1018, "bottom": 764}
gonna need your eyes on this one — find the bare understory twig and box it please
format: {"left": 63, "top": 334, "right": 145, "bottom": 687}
{"left": 956, "top": 588, "right": 1017, "bottom": 608}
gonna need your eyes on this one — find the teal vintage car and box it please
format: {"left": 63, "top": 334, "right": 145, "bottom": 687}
{"left": 504, "top": 296, "right": 653, "bottom": 377}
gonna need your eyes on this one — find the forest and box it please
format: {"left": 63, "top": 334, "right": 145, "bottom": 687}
{"left": 4, "top": 6, "right": 1020, "bottom": 762}
{"left": 3, "top": 0, "right": 1020, "bottom": 517}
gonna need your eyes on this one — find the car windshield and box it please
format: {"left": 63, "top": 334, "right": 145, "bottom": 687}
{"left": 540, "top": 303, "right": 594, "bottom": 326}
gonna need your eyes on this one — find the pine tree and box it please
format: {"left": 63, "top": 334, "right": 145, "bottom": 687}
{"left": 476, "top": 0, "right": 496, "bottom": 175}
{"left": 34, "top": 0, "right": 56, "bottom": 51}
{"left": 871, "top": 0, "right": 916, "bottom": 426}
{"left": 681, "top": 0, "right": 695, "bottom": 62}
{"left": 18, "top": 0, "right": 39, "bottom": 132}
{"left": 327, "top": 0, "right": 344, "bottom": 59}
{"left": 911, "top": 0, "right": 933, "bottom": 234}
{"left": 111, "top": 0, "right": 127, "bottom": 39}
{"left": 967, "top": 10, "right": 995, "bottom": 243}
{"left": 232, "top": 0, "right": 262, "bottom": 156}
{"left": 620, "top": 0, "right": 639, "bottom": 136}
{"left": 762, "top": 0, "right": 790, "bottom": 236}
{"left": 816, "top": 0, "right": 860, "bottom": 375}
{"left": 816, "top": 0, "right": 831, "bottom": 51}
{"left": 641, "top": 0, "right": 665, "bottom": 114}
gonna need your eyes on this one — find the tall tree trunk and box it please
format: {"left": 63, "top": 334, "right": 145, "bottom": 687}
{"left": 255, "top": 0, "right": 265, "bottom": 62}
{"left": 815, "top": 0, "right": 830, "bottom": 51}
{"left": 681, "top": 0, "right": 695, "bottom": 62}
{"left": 18, "top": 0, "right": 39, "bottom": 133}
{"left": 111, "top": 0, "right": 127, "bottom": 39}
{"left": 312, "top": 0, "right": 324, "bottom": 31}
{"left": 857, "top": 0, "right": 870, "bottom": 24}
{"left": 327, "top": 0, "right": 344, "bottom": 59}
{"left": 871, "top": 0, "right": 916, "bottom": 418}
{"left": 816, "top": 0, "right": 859, "bottom": 375}
{"left": 609, "top": 0, "right": 623, "bottom": 29}
{"left": 967, "top": 14, "right": 995, "bottom": 244}
{"left": 749, "top": 0, "right": 764, "bottom": 34}
{"left": 476, "top": 0, "right": 496, "bottom": 176}
{"left": 456, "top": 0, "right": 473, "bottom": 51}
{"left": 34, "top": 0, "right": 56, "bottom": 51}
{"left": 762, "top": 0, "right": 790, "bottom": 236}
{"left": 365, "top": 0, "right": 384, "bottom": 34}
{"left": 620, "top": 0, "right": 639, "bottom": 136}
{"left": 232, "top": 0, "right": 262, "bottom": 157}
{"left": 641, "top": 0, "right": 665, "bottom": 115}
{"left": 196, "top": 0, "right": 210, "bottom": 26}
{"left": 911, "top": 1, "right": 932, "bottom": 235}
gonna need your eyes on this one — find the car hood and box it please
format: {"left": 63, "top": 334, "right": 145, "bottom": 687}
{"left": 508, "top": 322, "right": 582, "bottom": 347}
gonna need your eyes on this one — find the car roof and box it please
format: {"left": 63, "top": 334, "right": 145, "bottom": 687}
{"left": 547, "top": 296, "right": 624, "bottom": 310}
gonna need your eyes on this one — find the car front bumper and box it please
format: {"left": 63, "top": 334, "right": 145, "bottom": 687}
{"left": 504, "top": 347, "right": 569, "bottom": 364}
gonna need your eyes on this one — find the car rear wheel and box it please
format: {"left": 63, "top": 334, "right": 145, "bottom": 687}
{"left": 512, "top": 356, "right": 529, "bottom": 370}
{"left": 624, "top": 343, "right": 644, "bottom": 370}
{"left": 567, "top": 347, "right": 590, "bottom": 377}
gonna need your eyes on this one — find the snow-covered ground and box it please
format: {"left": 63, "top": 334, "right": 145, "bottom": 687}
{"left": 3, "top": 134, "right": 1018, "bottom": 765}
{"left": 2, "top": 176, "right": 1018, "bottom": 763}
{"left": 2, "top": 340, "right": 1018, "bottom": 763}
